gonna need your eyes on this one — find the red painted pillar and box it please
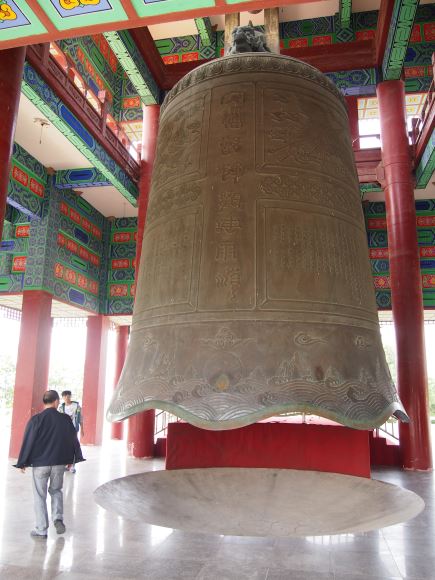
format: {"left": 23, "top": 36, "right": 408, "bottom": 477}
{"left": 9, "top": 291, "right": 53, "bottom": 458}
{"left": 0, "top": 47, "right": 26, "bottom": 241}
{"left": 128, "top": 104, "right": 160, "bottom": 458}
{"left": 81, "top": 315, "right": 109, "bottom": 446}
{"left": 111, "top": 325, "right": 129, "bottom": 440}
{"left": 377, "top": 80, "right": 432, "bottom": 470}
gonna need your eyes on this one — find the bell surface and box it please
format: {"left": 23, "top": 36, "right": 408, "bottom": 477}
{"left": 107, "top": 53, "right": 406, "bottom": 430}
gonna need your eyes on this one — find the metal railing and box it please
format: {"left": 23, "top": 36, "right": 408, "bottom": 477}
{"left": 154, "top": 410, "right": 181, "bottom": 442}
{"left": 49, "top": 42, "right": 140, "bottom": 162}
{"left": 376, "top": 417, "right": 399, "bottom": 442}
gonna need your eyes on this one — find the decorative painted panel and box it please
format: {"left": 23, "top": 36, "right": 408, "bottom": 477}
{"left": 37, "top": 0, "right": 127, "bottom": 31}
{"left": 107, "top": 217, "right": 137, "bottom": 315}
{"left": 7, "top": 144, "right": 47, "bottom": 219}
{"left": 365, "top": 199, "right": 435, "bottom": 308}
{"left": 7, "top": 182, "right": 109, "bottom": 314}
{"left": 0, "top": 208, "right": 29, "bottom": 293}
{"left": 156, "top": 32, "right": 220, "bottom": 65}
{"left": 119, "top": 76, "right": 143, "bottom": 127}
{"left": 55, "top": 167, "right": 112, "bottom": 189}
{"left": 0, "top": 0, "right": 46, "bottom": 42}
{"left": 130, "top": 0, "right": 214, "bottom": 18}
{"left": 325, "top": 69, "right": 378, "bottom": 96}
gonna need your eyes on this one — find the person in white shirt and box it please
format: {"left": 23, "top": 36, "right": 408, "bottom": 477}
{"left": 58, "top": 391, "right": 84, "bottom": 473}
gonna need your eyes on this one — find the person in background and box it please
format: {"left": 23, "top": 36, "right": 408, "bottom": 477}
{"left": 14, "top": 389, "right": 85, "bottom": 539}
{"left": 58, "top": 390, "right": 84, "bottom": 473}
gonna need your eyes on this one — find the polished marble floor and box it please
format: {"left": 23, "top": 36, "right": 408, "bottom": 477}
{"left": 0, "top": 436, "right": 435, "bottom": 579}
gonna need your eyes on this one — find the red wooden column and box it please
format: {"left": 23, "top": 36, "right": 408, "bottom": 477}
{"left": 111, "top": 325, "right": 129, "bottom": 440}
{"left": 377, "top": 80, "right": 432, "bottom": 470}
{"left": 9, "top": 291, "right": 53, "bottom": 458}
{"left": 0, "top": 46, "right": 26, "bottom": 241}
{"left": 81, "top": 315, "right": 109, "bottom": 446}
{"left": 128, "top": 104, "right": 160, "bottom": 458}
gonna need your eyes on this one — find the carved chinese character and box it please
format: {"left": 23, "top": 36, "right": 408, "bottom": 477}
{"left": 221, "top": 163, "right": 245, "bottom": 183}
{"left": 221, "top": 92, "right": 245, "bottom": 129}
{"left": 215, "top": 216, "right": 241, "bottom": 235}
{"left": 215, "top": 267, "right": 241, "bottom": 301}
{"left": 215, "top": 242, "right": 238, "bottom": 263}
{"left": 218, "top": 191, "right": 241, "bottom": 210}
{"left": 219, "top": 137, "right": 241, "bottom": 155}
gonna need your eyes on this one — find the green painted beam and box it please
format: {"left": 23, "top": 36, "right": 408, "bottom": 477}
{"left": 360, "top": 183, "right": 383, "bottom": 199}
{"left": 195, "top": 17, "right": 214, "bottom": 47}
{"left": 339, "top": 0, "right": 352, "bottom": 29}
{"left": 104, "top": 30, "right": 160, "bottom": 106}
{"left": 382, "top": 0, "right": 419, "bottom": 81}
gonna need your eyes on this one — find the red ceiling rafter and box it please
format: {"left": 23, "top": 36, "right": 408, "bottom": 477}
{"left": 129, "top": 27, "right": 168, "bottom": 90}
{"left": 375, "top": 0, "right": 395, "bottom": 68}
{"left": 119, "top": 0, "right": 142, "bottom": 20}
{"left": 281, "top": 40, "right": 376, "bottom": 73}
{"left": 26, "top": 0, "right": 58, "bottom": 34}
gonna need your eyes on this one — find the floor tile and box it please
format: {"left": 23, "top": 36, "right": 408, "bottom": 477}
{"left": 331, "top": 550, "right": 402, "bottom": 578}
{"left": 0, "top": 439, "right": 434, "bottom": 579}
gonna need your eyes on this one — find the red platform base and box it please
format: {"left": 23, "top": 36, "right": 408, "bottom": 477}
{"left": 166, "top": 420, "right": 371, "bottom": 478}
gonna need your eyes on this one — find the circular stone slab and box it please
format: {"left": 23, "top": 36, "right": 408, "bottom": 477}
{"left": 94, "top": 468, "right": 424, "bottom": 537}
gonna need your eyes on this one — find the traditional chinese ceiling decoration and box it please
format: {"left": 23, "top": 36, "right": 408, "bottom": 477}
{"left": 0, "top": 0, "right": 297, "bottom": 49}
{"left": 358, "top": 93, "right": 427, "bottom": 120}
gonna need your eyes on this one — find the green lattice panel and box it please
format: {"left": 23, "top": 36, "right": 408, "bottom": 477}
{"left": 382, "top": 0, "right": 419, "bottom": 81}
{"left": 104, "top": 30, "right": 159, "bottom": 105}
{"left": 339, "top": 0, "right": 352, "bottom": 29}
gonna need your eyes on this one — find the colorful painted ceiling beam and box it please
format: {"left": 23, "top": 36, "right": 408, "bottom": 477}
{"left": 7, "top": 143, "right": 47, "bottom": 219}
{"left": 415, "top": 129, "right": 435, "bottom": 189}
{"left": 0, "top": 0, "right": 315, "bottom": 50}
{"left": 339, "top": 0, "right": 352, "bottom": 29}
{"left": 55, "top": 168, "right": 112, "bottom": 190}
{"left": 104, "top": 30, "right": 160, "bottom": 106}
{"left": 22, "top": 63, "right": 138, "bottom": 205}
{"left": 195, "top": 16, "right": 214, "bottom": 46}
{"left": 382, "top": 0, "right": 419, "bottom": 81}
{"left": 375, "top": 0, "right": 396, "bottom": 68}
{"left": 360, "top": 183, "right": 383, "bottom": 199}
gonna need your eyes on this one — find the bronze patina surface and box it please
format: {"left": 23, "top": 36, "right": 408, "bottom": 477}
{"left": 107, "top": 53, "right": 406, "bottom": 430}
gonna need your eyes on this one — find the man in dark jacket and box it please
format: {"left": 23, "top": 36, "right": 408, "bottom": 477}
{"left": 14, "top": 389, "right": 85, "bottom": 539}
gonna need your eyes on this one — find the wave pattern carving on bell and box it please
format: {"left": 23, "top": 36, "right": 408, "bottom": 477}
{"left": 107, "top": 53, "right": 407, "bottom": 430}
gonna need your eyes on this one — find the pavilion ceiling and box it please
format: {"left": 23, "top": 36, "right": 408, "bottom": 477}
{"left": 0, "top": 0, "right": 330, "bottom": 51}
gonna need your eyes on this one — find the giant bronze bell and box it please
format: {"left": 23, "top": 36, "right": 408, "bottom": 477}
{"left": 107, "top": 50, "right": 407, "bottom": 430}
